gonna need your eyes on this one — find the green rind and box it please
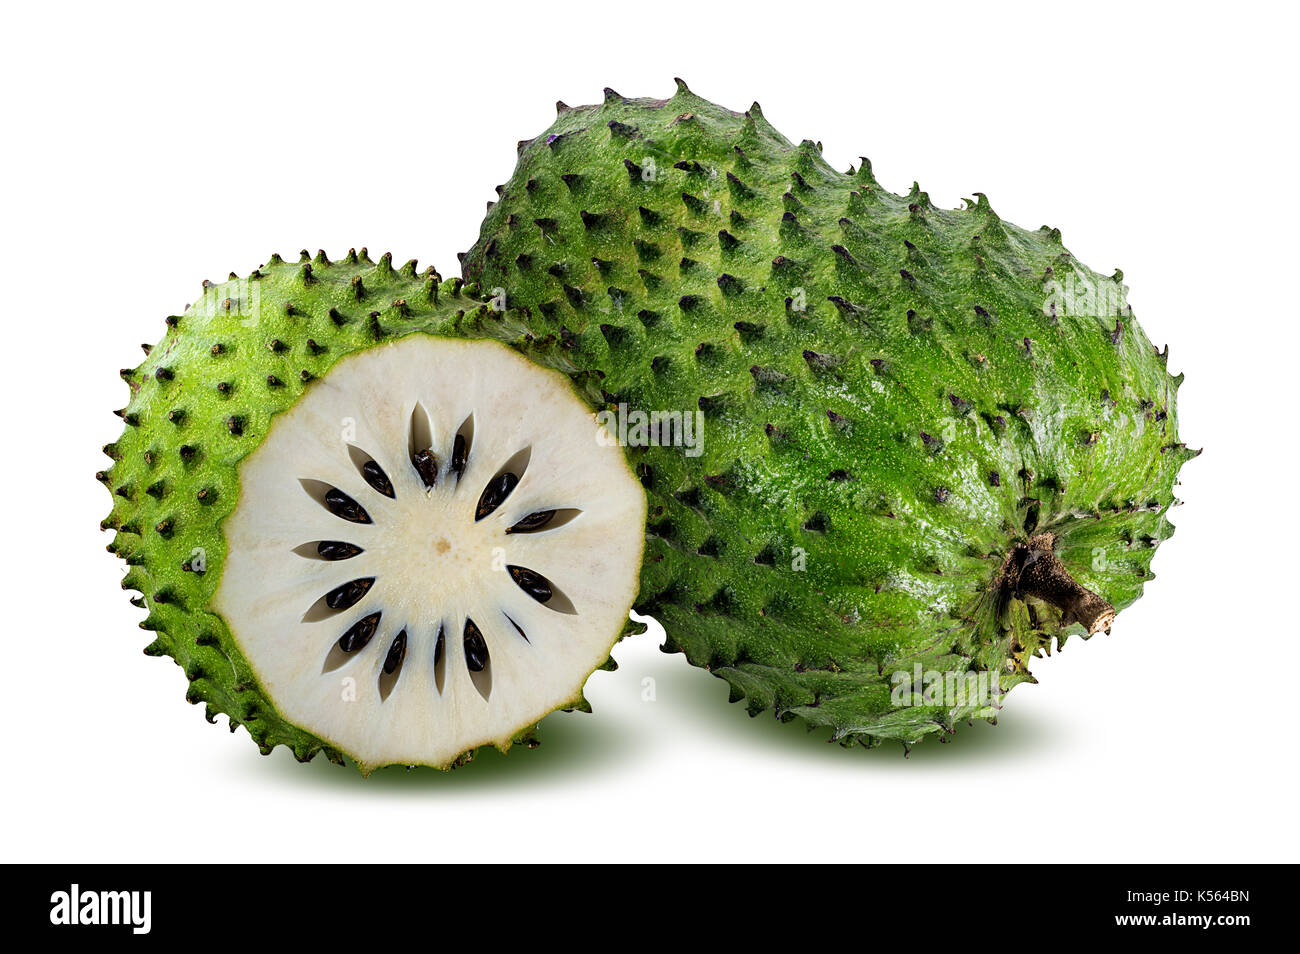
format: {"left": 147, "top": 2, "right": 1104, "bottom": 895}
{"left": 462, "top": 83, "right": 1195, "bottom": 747}
{"left": 101, "top": 250, "right": 641, "bottom": 771}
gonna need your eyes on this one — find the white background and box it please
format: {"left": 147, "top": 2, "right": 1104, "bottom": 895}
{"left": 4, "top": 1, "right": 1296, "bottom": 863}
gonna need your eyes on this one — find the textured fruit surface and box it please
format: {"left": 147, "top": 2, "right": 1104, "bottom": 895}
{"left": 462, "top": 82, "right": 1196, "bottom": 747}
{"left": 101, "top": 251, "right": 645, "bottom": 771}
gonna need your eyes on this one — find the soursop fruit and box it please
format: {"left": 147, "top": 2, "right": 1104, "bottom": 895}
{"left": 101, "top": 252, "right": 647, "bottom": 772}
{"left": 461, "top": 81, "right": 1196, "bottom": 747}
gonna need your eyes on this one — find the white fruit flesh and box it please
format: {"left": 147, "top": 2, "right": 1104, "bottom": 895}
{"left": 213, "top": 336, "right": 646, "bottom": 771}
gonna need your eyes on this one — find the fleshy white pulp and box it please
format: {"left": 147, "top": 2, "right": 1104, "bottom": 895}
{"left": 214, "top": 336, "right": 645, "bottom": 770}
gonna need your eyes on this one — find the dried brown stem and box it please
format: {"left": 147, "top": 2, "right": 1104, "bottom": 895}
{"left": 1004, "top": 533, "right": 1115, "bottom": 634}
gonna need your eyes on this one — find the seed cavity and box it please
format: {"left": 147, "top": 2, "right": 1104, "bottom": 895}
{"left": 412, "top": 449, "right": 439, "bottom": 488}
{"left": 476, "top": 446, "right": 532, "bottom": 520}
{"left": 315, "top": 541, "right": 363, "bottom": 561}
{"left": 433, "top": 623, "right": 447, "bottom": 694}
{"left": 476, "top": 472, "right": 519, "bottom": 521}
{"left": 361, "top": 459, "right": 395, "bottom": 498}
{"left": 506, "top": 508, "right": 583, "bottom": 534}
{"left": 465, "top": 617, "right": 492, "bottom": 700}
{"left": 325, "top": 577, "right": 376, "bottom": 610}
{"left": 383, "top": 629, "right": 407, "bottom": 674}
{"left": 378, "top": 628, "right": 407, "bottom": 702}
{"left": 508, "top": 510, "right": 554, "bottom": 532}
{"left": 509, "top": 566, "right": 579, "bottom": 615}
{"left": 463, "top": 618, "right": 489, "bottom": 672}
{"left": 504, "top": 613, "right": 529, "bottom": 643}
{"left": 345, "top": 445, "right": 396, "bottom": 500}
{"left": 339, "top": 612, "right": 381, "bottom": 653}
{"left": 323, "top": 486, "right": 371, "bottom": 524}
{"left": 408, "top": 404, "right": 438, "bottom": 488}
{"left": 451, "top": 436, "right": 467, "bottom": 480}
{"left": 451, "top": 414, "right": 474, "bottom": 481}
{"left": 507, "top": 565, "right": 553, "bottom": 603}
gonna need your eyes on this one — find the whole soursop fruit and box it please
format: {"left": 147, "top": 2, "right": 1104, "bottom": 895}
{"left": 461, "top": 81, "right": 1197, "bottom": 748}
{"left": 101, "top": 252, "right": 647, "bottom": 772}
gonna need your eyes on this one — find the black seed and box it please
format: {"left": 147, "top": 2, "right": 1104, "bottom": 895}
{"left": 338, "top": 612, "right": 381, "bottom": 653}
{"left": 324, "top": 488, "right": 371, "bottom": 524}
{"left": 384, "top": 629, "right": 407, "bottom": 674}
{"left": 362, "top": 459, "right": 395, "bottom": 498}
{"left": 475, "top": 472, "right": 519, "bottom": 520}
{"left": 507, "top": 565, "right": 553, "bottom": 603}
{"left": 412, "top": 448, "right": 439, "bottom": 488}
{"left": 316, "top": 540, "right": 363, "bottom": 561}
{"left": 451, "top": 433, "right": 467, "bottom": 479}
{"left": 463, "top": 618, "right": 489, "bottom": 672}
{"left": 324, "top": 577, "right": 375, "bottom": 610}
{"left": 507, "top": 510, "right": 557, "bottom": 533}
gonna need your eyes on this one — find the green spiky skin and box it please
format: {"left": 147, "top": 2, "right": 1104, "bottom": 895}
{"left": 461, "top": 82, "right": 1197, "bottom": 748}
{"left": 101, "top": 250, "right": 641, "bottom": 771}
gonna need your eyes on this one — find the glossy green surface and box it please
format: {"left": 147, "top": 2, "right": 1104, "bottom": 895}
{"left": 462, "top": 83, "right": 1195, "bottom": 746}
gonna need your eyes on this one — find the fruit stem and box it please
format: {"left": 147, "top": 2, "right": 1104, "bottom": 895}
{"left": 1008, "top": 533, "right": 1115, "bottom": 634}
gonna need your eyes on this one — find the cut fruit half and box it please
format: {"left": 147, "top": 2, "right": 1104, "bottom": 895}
{"left": 213, "top": 336, "right": 645, "bottom": 771}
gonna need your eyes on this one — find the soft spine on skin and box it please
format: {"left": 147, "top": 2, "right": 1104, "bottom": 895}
{"left": 460, "top": 81, "right": 1198, "bottom": 749}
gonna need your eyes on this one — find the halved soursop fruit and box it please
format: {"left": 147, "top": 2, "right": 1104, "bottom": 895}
{"left": 101, "top": 251, "right": 646, "bottom": 772}
{"left": 461, "top": 82, "right": 1197, "bottom": 749}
